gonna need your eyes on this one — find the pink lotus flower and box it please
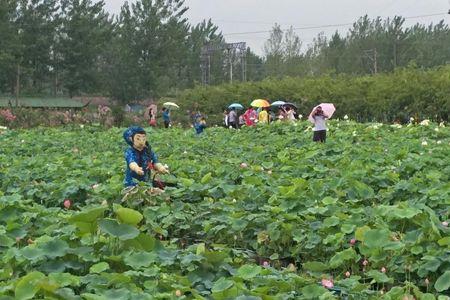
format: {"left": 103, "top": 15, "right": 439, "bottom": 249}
{"left": 63, "top": 199, "right": 72, "bottom": 209}
{"left": 345, "top": 271, "right": 351, "bottom": 278}
{"left": 350, "top": 238, "right": 356, "bottom": 245}
{"left": 262, "top": 261, "right": 270, "bottom": 267}
{"left": 442, "top": 221, "right": 448, "bottom": 227}
{"left": 0, "top": 109, "right": 16, "bottom": 122}
{"left": 381, "top": 267, "right": 387, "bottom": 273}
{"left": 362, "top": 259, "right": 368, "bottom": 266}
{"left": 240, "top": 162, "right": 248, "bottom": 168}
{"left": 321, "top": 279, "right": 334, "bottom": 289}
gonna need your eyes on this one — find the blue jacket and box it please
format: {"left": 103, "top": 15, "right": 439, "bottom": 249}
{"left": 124, "top": 146, "right": 158, "bottom": 187}
{"left": 194, "top": 122, "right": 206, "bottom": 134}
{"left": 162, "top": 110, "right": 170, "bottom": 122}
{"left": 123, "top": 126, "right": 158, "bottom": 187}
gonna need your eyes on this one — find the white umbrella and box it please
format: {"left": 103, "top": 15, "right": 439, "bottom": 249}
{"left": 163, "top": 102, "right": 179, "bottom": 110}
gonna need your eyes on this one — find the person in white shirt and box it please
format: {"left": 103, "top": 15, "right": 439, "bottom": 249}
{"left": 311, "top": 106, "right": 329, "bottom": 142}
{"left": 223, "top": 110, "right": 229, "bottom": 127}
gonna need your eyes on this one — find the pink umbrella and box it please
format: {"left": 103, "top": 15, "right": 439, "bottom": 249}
{"left": 308, "top": 103, "right": 336, "bottom": 123}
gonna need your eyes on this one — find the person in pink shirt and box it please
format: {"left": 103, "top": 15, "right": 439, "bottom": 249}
{"left": 243, "top": 107, "right": 258, "bottom": 126}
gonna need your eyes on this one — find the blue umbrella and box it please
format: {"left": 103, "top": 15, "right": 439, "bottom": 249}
{"left": 271, "top": 100, "right": 286, "bottom": 106}
{"left": 228, "top": 103, "right": 244, "bottom": 110}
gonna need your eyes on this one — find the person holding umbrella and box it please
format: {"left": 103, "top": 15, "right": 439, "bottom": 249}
{"left": 161, "top": 102, "right": 179, "bottom": 128}
{"left": 227, "top": 103, "right": 244, "bottom": 128}
{"left": 308, "top": 103, "right": 335, "bottom": 142}
{"left": 258, "top": 107, "right": 269, "bottom": 124}
{"left": 162, "top": 107, "right": 171, "bottom": 128}
{"left": 243, "top": 107, "right": 258, "bottom": 126}
{"left": 228, "top": 108, "right": 238, "bottom": 128}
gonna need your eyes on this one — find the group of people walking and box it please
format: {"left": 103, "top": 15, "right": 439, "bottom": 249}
{"left": 142, "top": 101, "right": 332, "bottom": 142}
{"left": 224, "top": 106, "right": 299, "bottom": 128}
{"left": 224, "top": 104, "right": 331, "bottom": 143}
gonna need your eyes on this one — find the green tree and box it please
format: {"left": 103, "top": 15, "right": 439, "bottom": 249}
{"left": 185, "top": 19, "right": 224, "bottom": 86}
{"left": 16, "top": 0, "right": 60, "bottom": 94}
{"left": 0, "top": 0, "right": 20, "bottom": 95}
{"left": 59, "top": 0, "right": 113, "bottom": 97}
{"left": 106, "top": 0, "right": 189, "bottom": 101}
{"left": 264, "top": 23, "right": 284, "bottom": 77}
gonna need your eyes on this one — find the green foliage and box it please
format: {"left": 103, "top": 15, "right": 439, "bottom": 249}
{"left": 179, "top": 66, "right": 450, "bottom": 122}
{"left": 0, "top": 121, "right": 449, "bottom": 298}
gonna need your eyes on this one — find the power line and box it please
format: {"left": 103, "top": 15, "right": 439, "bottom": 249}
{"left": 223, "top": 12, "right": 449, "bottom": 37}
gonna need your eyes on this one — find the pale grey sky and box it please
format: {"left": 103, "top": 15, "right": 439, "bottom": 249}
{"left": 104, "top": 0, "right": 450, "bottom": 55}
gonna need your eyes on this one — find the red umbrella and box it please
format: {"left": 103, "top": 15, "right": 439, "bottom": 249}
{"left": 308, "top": 103, "right": 336, "bottom": 123}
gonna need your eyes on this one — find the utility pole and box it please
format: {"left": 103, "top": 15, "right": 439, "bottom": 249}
{"left": 393, "top": 38, "right": 397, "bottom": 69}
{"left": 363, "top": 49, "right": 378, "bottom": 74}
{"left": 374, "top": 48, "right": 378, "bottom": 74}
{"left": 201, "top": 42, "right": 246, "bottom": 85}
{"left": 15, "top": 64, "right": 20, "bottom": 107}
{"left": 228, "top": 48, "right": 233, "bottom": 83}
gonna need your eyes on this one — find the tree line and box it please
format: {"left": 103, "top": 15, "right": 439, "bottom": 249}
{"left": 262, "top": 15, "right": 450, "bottom": 77}
{"left": 0, "top": 0, "right": 449, "bottom": 102}
{"left": 0, "top": 0, "right": 228, "bottom": 101}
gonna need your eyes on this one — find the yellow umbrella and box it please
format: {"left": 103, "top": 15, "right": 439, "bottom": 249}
{"left": 250, "top": 99, "right": 270, "bottom": 108}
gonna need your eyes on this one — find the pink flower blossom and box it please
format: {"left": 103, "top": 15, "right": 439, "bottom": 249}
{"left": 262, "top": 261, "right": 270, "bottom": 267}
{"left": 63, "top": 199, "right": 72, "bottom": 209}
{"left": 345, "top": 271, "right": 351, "bottom": 278}
{"left": 381, "top": 267, "right": 387, "bottom": 273}
{"left": 0, "top": 109, "right": 16, "bottom": 122}
{"left": 442, "top": 221, "right": 448, "bottom": 227}
{"left": 350, "top": 238, "right": 356, "bottom": 245}
{"left": 321, "top": 279, "right": 334, "bottom": 289}
{"left": 362, "top": 259, "right": 369, "bottom": 266}
{"left": 425, "top": 278, "right": 429, "bottom": 285}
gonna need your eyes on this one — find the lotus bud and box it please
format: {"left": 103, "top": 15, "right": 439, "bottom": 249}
{"left": 63, "top": 199, "right": 72, "bottom": 209}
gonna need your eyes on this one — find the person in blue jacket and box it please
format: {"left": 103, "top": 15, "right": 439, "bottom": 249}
{"left": 123, "top": 126, "right": 169, "bottom": 188}
{"left": 194, "top": 117, "right": 207, "bottom": 134}
{"left": 162, "top": 107, "right": 171, "bottom": 128}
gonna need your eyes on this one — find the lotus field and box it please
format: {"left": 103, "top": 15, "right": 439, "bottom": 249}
{"left": 0, "top": 121, "right": 449, "bottom": 300}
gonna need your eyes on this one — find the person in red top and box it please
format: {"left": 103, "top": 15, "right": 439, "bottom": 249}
{"left": 243, "top": 107, "right": 258, "bottom": 126}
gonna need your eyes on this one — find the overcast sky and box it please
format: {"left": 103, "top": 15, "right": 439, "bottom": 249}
{"left": 104, "top": 0, "right": 450, "bottom": 55}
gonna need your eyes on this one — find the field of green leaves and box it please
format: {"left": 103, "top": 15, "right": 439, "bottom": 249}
{"left": 0, "top": 121, "right": 449, "bottom": 299}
